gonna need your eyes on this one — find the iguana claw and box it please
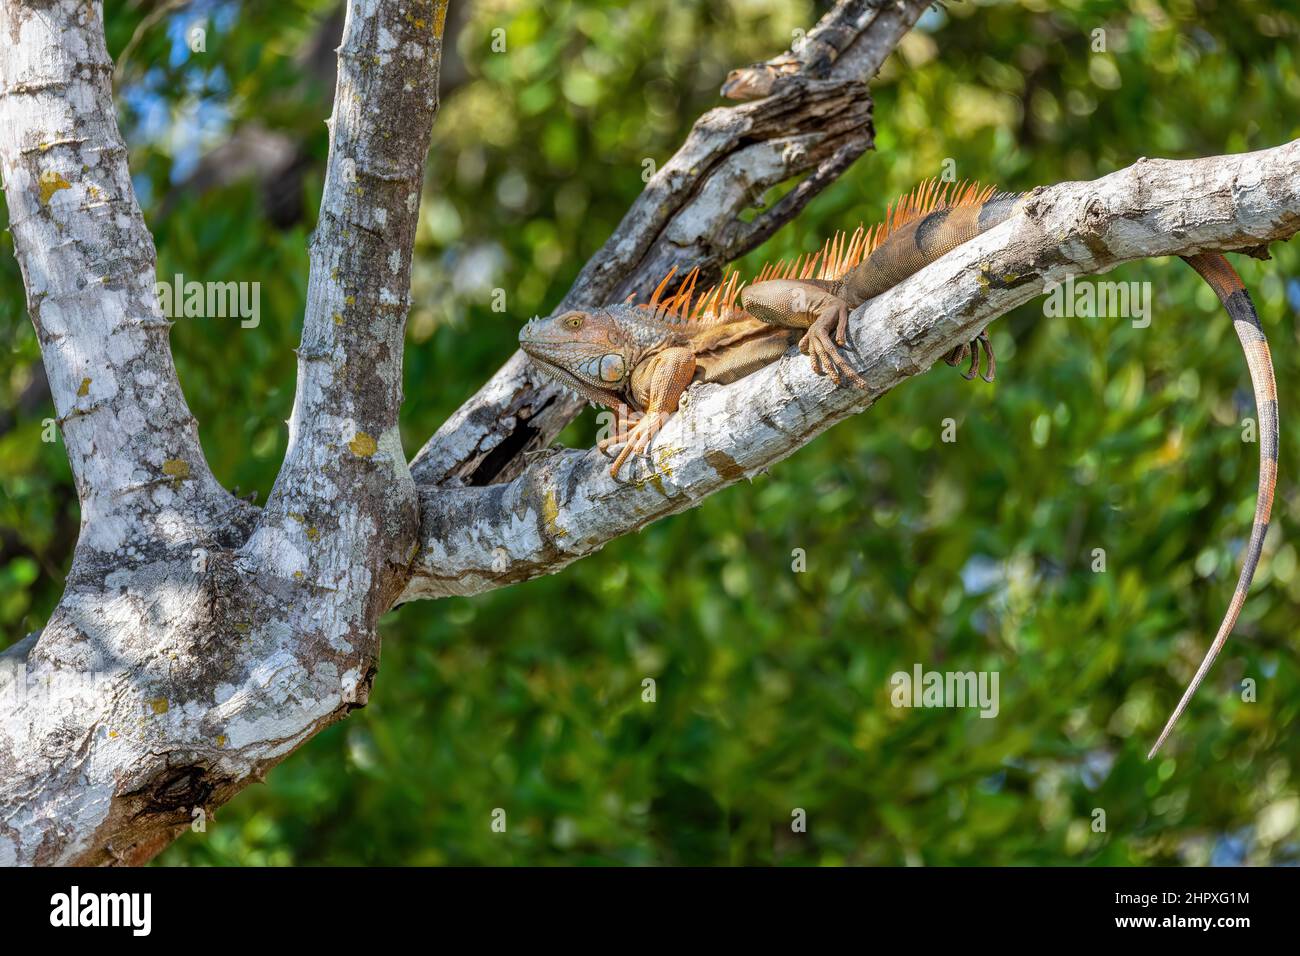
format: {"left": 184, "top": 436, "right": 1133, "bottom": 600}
{"left": 597, "top": 409, "right": 643, "bottom": 460}
{"left": 944, "top": 330, "right": 996, "bottom": 383}
{"left": 977, "top": 330, "right": 996, "bottom": 382}
{"left": 607, "top": 411, "right": 669, "bottom": 478}
{"left": 799, "top": 302, "right": 868, "bottom": 389}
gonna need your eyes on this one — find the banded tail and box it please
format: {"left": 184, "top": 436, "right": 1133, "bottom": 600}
{"left": 1147, "top": 253, "right": 1279, "bottom": 758}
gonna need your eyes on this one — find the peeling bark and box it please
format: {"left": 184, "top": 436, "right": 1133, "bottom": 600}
{"left": 722, "top": 0, "right": 921, "bottom": 98}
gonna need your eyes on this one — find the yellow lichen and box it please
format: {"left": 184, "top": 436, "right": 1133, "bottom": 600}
{"left": 306, "top": 526, "right": 320, "bottom": 541}
{"left": 162, "top": 458, "right": 190, "bottom": 479}
{"left": 216, "top": 735, "right": 227, "bottom": 748}
{"left": 149, "top": 697, "right": 169, "bottom": 715}
{"left": 635, "top": 472, "right": 668, "bottom": 495}
{"left": 38, "top": 169, "right": 71, "bottom": 204}
{"left": 627, "top": 445, "right": 682, "bottom": 492}
{"left": 349, "top": 432, "right": 377, "bottom": 457}
{"left": 76, "top": 377, "right": 90, "bottom": 396}
{"left": 651, "top": 444, "right": 680, "bottom": 479}
{"left": 542, "top": 486, "right": 568, "bottom": 539}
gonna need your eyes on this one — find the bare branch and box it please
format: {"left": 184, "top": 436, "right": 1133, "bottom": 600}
{"left": 239, "top": 0, "right": 446, "bottom": 603}
{"left": 722, "top": 0, "right": 924, "bottom": 99}
{"left": 0, "top": 0, "right": 227, "bottom": 518}
{"left": 408, "top": 0, "right": 931, "bottom": 488}
{"left": 400, "top": 141, "right": 1300, "bottom": 602}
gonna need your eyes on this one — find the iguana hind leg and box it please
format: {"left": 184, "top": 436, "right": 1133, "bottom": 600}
{"left": 743, "top": 277, "right": 996, "bottom": 388}
{"left": 943, "top": 330, "right": 996, "bottom": 382}
{"left": 741, "top": 278, "right": 866, "bottom": 388}
{"left": 800, "top": 297, "right": 866, "bottom": 388}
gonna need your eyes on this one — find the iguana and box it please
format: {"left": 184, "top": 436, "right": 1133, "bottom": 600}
{"left": 517, "top": 178, "right": 1279, "bottom": 757}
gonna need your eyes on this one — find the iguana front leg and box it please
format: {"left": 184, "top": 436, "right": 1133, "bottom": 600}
{"left": 607, "top": 346, "right": 696, "bottom": 478}
{"left": 596, "top": 402, "right": 642, "bottom": 456}
{"left": 740, "top": 279, "right": 867, "bottom": 388}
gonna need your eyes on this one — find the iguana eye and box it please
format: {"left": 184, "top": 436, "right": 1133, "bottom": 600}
{"left": 562, "top": 313, "right": 584, "bottom": 330}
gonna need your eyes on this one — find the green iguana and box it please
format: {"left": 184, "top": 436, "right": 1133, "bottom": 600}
{"left": 517, "top": 178, "right": 1279, "bottom": 757}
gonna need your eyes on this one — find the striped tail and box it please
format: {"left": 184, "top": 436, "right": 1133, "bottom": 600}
{"left": 1147, "top": 253, "right": 1279, "bottom": 758}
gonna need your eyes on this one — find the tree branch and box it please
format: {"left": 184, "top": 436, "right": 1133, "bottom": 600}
{"left": 407, "top": 0, "right": 932, "bottom": 488}
{"left": 721, "top": 0, "right": 922, "bottom": 99}
{"left": 238, "top": 0, "right": 444, "bottom": 608}
{"left": 0, "top": 0, "right": 230, "bottom": 522}
{"left": 400, "top": 140, "right": 1300, "bottom": 602}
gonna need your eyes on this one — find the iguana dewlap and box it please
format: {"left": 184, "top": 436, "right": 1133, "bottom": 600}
{"left": 517, "top": 178, "right": 1278, "bottom": 758}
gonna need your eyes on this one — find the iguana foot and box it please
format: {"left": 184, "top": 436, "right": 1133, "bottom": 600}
{"left": 607, "top": 411, "right": 670, "bottom": 479}
{"left": 597, "top": 408, "right": 644, "bottom": 459}
{"left": 799, "top": 303, "right": 868, "bottom": 389}
{"left": 943, "top": 330, "right": 996, "bottom": 383}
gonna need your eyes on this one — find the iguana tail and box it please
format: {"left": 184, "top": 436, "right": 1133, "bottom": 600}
{"left": 1147, "top": 252, "right": 1278, "bottom": 758}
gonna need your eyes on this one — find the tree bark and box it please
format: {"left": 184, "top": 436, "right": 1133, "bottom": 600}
{"left": 0, "top": 0, "right": 445, "bottom": 866}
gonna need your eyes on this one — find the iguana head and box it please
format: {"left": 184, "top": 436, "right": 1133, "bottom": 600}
{"left": 519, "top": 267, "right": 740, "bottom": 407}
{"left": 518, "top": 308, "right": 636, "bottom": 408}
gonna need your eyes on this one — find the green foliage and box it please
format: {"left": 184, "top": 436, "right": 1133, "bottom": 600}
{"left": 2, "top": 0, "right": 1299, "bottom": 865}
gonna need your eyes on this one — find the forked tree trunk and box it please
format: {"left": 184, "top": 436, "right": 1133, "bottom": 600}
{"left": 1, "top": 0, "right": 1297, "bottom": 866}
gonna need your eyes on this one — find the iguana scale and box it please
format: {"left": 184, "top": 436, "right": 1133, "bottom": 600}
{"left": 518, "top": 178, "right": 1278, "bottom": 757}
